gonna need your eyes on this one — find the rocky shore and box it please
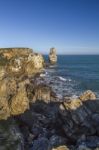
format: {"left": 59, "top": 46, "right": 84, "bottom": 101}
{"left": 0, "top": 48, "right": 99, "bottom": 150}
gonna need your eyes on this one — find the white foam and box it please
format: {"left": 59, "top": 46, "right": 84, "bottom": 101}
{"left": 58, "top": 76, "right": 67, "bottom": 81}
{"left": 40, "top": 73, "right": 46, "bottom": 77}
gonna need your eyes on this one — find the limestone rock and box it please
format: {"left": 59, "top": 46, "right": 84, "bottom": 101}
{"left": 63, "top": 99, "right": 83, "bottom": 110}
{"left": 25, "top": 53, "right": 44, "bottom": 76}
{"left": 6, "top": 57, "right": 25, "bottom": 77}
{"left": 49, "top": 48, "right": 57, "bottom": 64}
{"left": 0, "top": 48, "right": 44, "bottom": 77}
{"left": 0, "top": 98, "right": 10, "bottom": 120}
{"left": 10, "top": 81, "right": 29, "bottom": 115}
{"left": 0, "top": 66, "right": 6, "bottom": 80}
{"left": 52, "top": 145, "right": 69, "bottom": 150}
{"left": 79, "top": 90, "right": 96, "bottom": 101}
{"left": 0, "top": 48, "right": 33, "bottom": 60}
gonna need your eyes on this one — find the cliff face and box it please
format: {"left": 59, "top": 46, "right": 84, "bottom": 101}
{"left": 0, "top": 48, "right": 45, "bottom": 120}
{"left": 49, "top": 48, "right": 57, "bottom": 65}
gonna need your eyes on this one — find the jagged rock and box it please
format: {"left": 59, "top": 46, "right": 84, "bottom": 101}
{"left": 77, "top": 136, "right": 99, "bottom": 149}
{"left": 32, "top": 84, "right": 56, "bottom": 103}
{"left": 49, "top": 48, "right": 57, "bottom": 65}
{"left": 52, "top": 145, "right": 69, "bottom": 150}
{"left": 25, "top": 53, "right": 44, "bottom": 76}
{"left": 49, "top": 135, "right": 67, "bottom": 149}
{"left": 0, "top": 97, "right": 10, "bottom": 120}
{"left": 0, "top": 66, "right": 6, "bottom": 80}
{"left": 79, "top": 90, "right": 96, "bottom": 101}
{"left": 0, "top": 118, "right": 24, "bottom": 150}
{"left": 0, "top": 77, "right": 17, "bottom": 119}
{"left": 31, "top": 137, "right": 49, "bottom": 150}
{"left": 0, "top": 48, "right": 33, "bottom": 60}
{"left": 0, "top": 48, "right": 44, "bottom": 77}
{"left": 26, "top": 82, "right": 57, "bottom": 103}
{"left": 10, "top": 81, "right": 29, "bottom": 115}
{"left": 58, "top": 99, "right": 99, "bottom": 141}
{"left": 6, "top": 57, "right": 25, "bottom": 77}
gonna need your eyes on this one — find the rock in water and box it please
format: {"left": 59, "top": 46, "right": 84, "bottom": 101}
{"left": 49, "top": 48, "right": 57, "bottom": 65}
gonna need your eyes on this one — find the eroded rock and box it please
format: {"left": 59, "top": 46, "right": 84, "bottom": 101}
{"left": 49, "top": 48, "right": 57, "bottom": 65}
{"left": 79, "top": 90, "right": 96, "bottom": 101}
{"left": 10, "top": 81, "right": 29, "bottom": 115}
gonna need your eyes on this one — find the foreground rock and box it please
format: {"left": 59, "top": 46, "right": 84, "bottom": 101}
{"left": 0, "top": 118, "right": 24, "bottom": 150}
{"left": 49, "top": 48, "right": 57, "bottom": 65}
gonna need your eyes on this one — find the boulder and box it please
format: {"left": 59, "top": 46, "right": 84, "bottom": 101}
{"left": 79, "top": 90, "right": 96, "bottom": 101}
{"left": 49, "top": 48, "right": 57, "bottom": 65}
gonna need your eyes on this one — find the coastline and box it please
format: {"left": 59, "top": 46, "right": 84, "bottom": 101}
{"left": 0, "top": 48, "right": 99, "bottom": 150}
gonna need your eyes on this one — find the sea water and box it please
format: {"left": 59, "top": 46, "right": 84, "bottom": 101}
{"left": 44, "top": 55, "right": 99, "bottom": 98}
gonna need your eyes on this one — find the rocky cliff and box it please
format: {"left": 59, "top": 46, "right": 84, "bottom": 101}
{"left": 0, "top": 48, "right": 99, "bottom": 150}
{"left": 0, "top": 48, "right": 45, "bottom": 120}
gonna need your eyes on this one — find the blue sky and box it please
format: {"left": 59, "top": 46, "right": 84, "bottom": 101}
{"left": 0, "top": 0, "right": 99, "bottom": 54}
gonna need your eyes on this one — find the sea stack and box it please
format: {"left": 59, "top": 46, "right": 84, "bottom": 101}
{"left": 49, "top": 47, "right": 57, "bottom": 65}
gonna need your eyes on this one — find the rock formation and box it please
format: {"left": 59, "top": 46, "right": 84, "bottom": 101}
{"left": 0, "top": 48, "right": 45, "bottom": 120}
{"left": 79, "top": 90, "right": 96, "bottom": 101}
{"left": 49, "top": 48, "right": 57, "bottom": 65}
{"left": 0, "top": 47, "right": 99, "bottom": 150}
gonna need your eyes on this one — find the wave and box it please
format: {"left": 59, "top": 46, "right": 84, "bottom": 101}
{"left": 58, "top": 76, "right": 67, "bottom": 81}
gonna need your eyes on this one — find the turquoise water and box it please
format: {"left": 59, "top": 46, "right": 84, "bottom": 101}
{"left": 44, "top": 55, "right": 99, "bottom": 97}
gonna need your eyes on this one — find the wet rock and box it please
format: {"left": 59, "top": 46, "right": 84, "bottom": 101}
{"left": 91, "top": 113, "right": 99, "bottom": 135}
{"left": 77, "top": 137, "right": 99, "bottom": 150}
{"left": 49, "top": 135, "right": 67, "bottom": 149}
{"left": 0, "top": 118, "right": 24, "bottom": 150}
{"left": 77, "top": 145, "right": 92, "bottom": 150}
{"left": 79, "top": 90, "right": 96, "bottom": 101}
{"left": 58, "top": 99, "right": 99, "bottom": 141}
{"left": 31, "top": 137, "right": 49, "bottom": 150}
{"left": 49, "top": 48, "right": 57, "bottom": 65}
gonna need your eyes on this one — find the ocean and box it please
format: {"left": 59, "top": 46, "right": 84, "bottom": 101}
{"left": 44, "top": 55, "right": 99, "bottom": 98}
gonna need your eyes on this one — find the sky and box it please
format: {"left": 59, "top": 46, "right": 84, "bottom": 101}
{"left": 0, "top": 0, "right": 99, "bottom": 54}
